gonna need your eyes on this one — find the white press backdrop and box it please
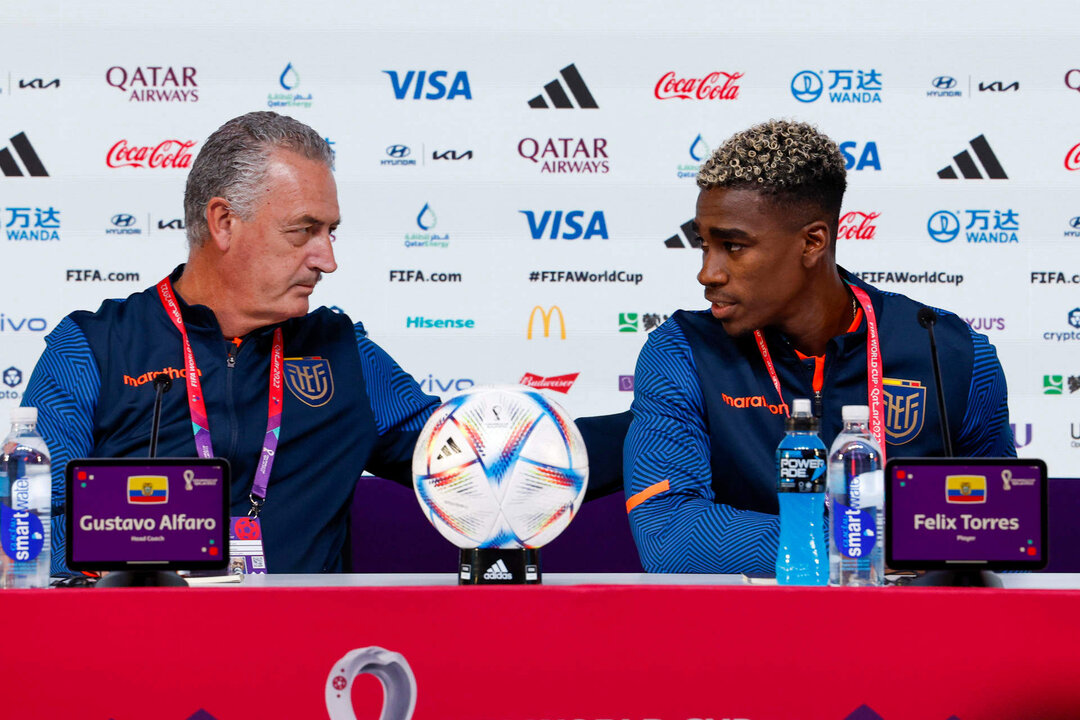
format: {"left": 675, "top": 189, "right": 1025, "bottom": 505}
{"left": 0, "top": 1, "right": 1078, "bottom": 472}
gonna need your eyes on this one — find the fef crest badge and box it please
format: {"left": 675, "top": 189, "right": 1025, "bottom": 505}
{"left": 284, "top": 357, "right": 334, "bottom": 407}
{"left": 883, "top": 378, "right": 926, "bottom": 445}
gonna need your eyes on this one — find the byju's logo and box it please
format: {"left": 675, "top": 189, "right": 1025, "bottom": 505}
{"left": 520, "top": 210, "right": 608, "bottom": 240}
{"left": 840, "top": 141, "right": 881, "bottom": 171}
{"left": 0, "top": 132, "right": 48, "bottom": 177}
{"left": 937, "top": 135, "right": 1007, "bottom": 179}
{"left": 677, "top": 134, "right": 710, "bottom": 179}
{"left": 527, "top": 64, "right": 597, "bottom": 109}
{"left": 838, "top": 211, "right": 879, "bottom": 240}
{"left": 107, "top": 213, "right": 141, "bottom": 236}
{"left": 5, "top": 206, "right": 60, "bottom": 241}
{"left": 791, "top": 69, "right": 882, "bottom": 104}
{"left": 404, "top": 203, "right": 450, "bottom": 248}
{"left": 928, "top": 75, "right": 961, "bottom": 97}
{"left": 964, "top": 317, "right": 1006, "bottom": 332}
{"left": 384, "top": 71, "right": 471, "bottom": 100}
{"left": 382, "top": 144, "right": 416, "bottom": 167}
{"left": 268, "top": 62, "right": 313, "bottom": 109}
{"left": 1065, "top": 142, "right": 1080, "bottom": 171}
{"left": 618, "top": 375, "right": 634, "bottom": 392}
{"left": 2, "top": 367, "right": 22, "bottom": 387}
{"left": 654, "top": 71, "right": 742, "bottom": 101}
{"left": 517, "top": 137, "right": 608, "bottom": 174}
{"left": 664, "top": 219, "right": 700, "bottom": 248}
{"left": 105, "top": 66, "right": 198, "bottom": 102}
{"left": 927, "top": 209, "right": 1019, "bottom": 244}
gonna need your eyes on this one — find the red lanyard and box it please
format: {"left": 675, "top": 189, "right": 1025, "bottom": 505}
{"left": 753, "top": 285, "right": 886, "bottom": 464}
{"left": 156, "top": 277, "right": 284, "bottom": 516}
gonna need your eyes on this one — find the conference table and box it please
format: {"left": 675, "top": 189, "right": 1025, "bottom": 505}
{"left": 8, "top": 573, "right": 1078, "bottom": 720}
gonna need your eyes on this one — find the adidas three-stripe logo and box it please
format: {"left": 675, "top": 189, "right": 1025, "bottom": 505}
{"left": 665, "top": 219, "right": 701, "bottom": 249}
{"left": 938, "top": 134, "right": 1006, "bottom": 179}
{"left": 528, "top": 64, "right": 598, "bottom": 109}
{"left": 483, "top": 559, "right": 513, "bottom": 580}
{"left": 0, "top": 132, "right": 48, "bottom": 177}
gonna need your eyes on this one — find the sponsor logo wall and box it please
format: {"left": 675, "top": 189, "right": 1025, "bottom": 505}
{"left": 1, "top": 2, "right": 1078, "bottom": 474}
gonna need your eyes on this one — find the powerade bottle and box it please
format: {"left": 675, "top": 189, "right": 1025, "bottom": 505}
{"left": 828, "top": 405, "right": 884, "bottom": 586}
{"left": 0, "top": 407, "right": 52, "bottom": 588}
{"left": 775, "top": 398, "right": 828, "bottom": 586}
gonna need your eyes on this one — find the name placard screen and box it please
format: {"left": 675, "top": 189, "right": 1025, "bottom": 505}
{"left": 65, "top": 458, "right": 230, "bottom": 570}
{"left": 886, "top": 458, "right": 1046, "bottom": 570}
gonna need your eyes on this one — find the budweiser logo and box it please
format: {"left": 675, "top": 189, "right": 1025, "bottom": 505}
{"left": 1066, "top": 142, "right": 1080, "bottom": 171}
{"left": 655, "top": 71, "right": 743, "bottom": 101}
{"left": 107, "top": 139, "right": 196, "bottom": 169}
{"left": 838, "top": 211, "right": 880, "bottom": 240}
{"left": 518, "top": 372, "right": 579, "bottom": 393}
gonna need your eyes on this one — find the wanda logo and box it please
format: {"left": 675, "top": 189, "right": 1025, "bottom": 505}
{"left": 838, "top": 211, "right": 880, "bottom": 240}
{"left": 1065, "top": 142, "right": 1080, "bottom": 171}
{"left": 654, "top": 71, "right": 743, "bottom": 100}
{"left": 106, "top": 139, "right": 196, "bottom": 169}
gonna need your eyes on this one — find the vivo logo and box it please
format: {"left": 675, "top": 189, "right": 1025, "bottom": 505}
{"left": 0, "top": 314, "right": 48, "bottom": 332}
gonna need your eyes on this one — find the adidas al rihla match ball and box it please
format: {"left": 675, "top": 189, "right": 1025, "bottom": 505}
{"left": 412, "top": 385, "right": 589, "bottom": 549}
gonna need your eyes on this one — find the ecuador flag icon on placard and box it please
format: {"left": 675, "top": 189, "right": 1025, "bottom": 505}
{"left": 128, "top": 475, "right": 168, "bottom": 504}
{"left": 946, "top": 475, "right": 986, "bottom": 504}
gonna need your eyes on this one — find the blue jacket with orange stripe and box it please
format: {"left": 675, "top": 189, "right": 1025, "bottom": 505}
{"left": 23, "top": 266, "right": 441, "bottom": 575}
{"left": 623, "top": 272, "right": 1014, "bottom": 573}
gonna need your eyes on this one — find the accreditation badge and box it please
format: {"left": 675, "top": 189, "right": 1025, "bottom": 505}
{"left": 228, "top": 516, "right": 268, "bottom": 574}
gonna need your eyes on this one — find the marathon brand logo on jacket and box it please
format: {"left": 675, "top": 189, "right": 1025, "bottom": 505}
{"left": 284, "top": 357, "right": 333, "bottom": 407}
{"left": 123, "top": 366, "right": 200, "bottom": 387}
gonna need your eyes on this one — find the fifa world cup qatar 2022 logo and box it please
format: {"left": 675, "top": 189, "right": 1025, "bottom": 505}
{"left": 326, "top": 647, "right": 417, "bottom": 720}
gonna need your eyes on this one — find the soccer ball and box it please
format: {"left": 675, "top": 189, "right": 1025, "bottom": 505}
{"left": 412, "top": 386, "right": 589, "bottom": 549}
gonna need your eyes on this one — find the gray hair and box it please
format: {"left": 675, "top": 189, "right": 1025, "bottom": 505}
{"left": 184, "top": 111, "right": 334, "bottom": 247}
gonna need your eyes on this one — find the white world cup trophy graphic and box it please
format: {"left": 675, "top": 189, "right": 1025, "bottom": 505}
{"left": 325, "top": 647, "right": 417, "bottom": 720}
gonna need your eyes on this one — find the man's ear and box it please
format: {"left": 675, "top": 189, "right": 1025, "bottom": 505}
{"left": 801, "top": 220, "right": 832, "bottom": 268}
{"left": 204, "top": 197, "right": 234, "bottom": 252}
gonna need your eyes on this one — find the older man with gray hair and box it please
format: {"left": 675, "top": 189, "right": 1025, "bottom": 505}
{"left": 24, "top": 111, "right": 440, "bottom": 575}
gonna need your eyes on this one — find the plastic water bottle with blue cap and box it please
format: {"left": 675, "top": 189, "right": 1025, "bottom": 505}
{"left": 828, "top": 405, "right": 884, "bottom": 586}
{"left": 0, "top": 407, "right": 51, "bottom": 588}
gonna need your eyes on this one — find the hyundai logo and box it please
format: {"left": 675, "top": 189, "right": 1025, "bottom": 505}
{"left": 932, "top": 76, "right": 957, "bottom": 90}
{"left": 111, "top": 213, "right": 137, "bottom": 227}
{"left": 927, "top": 210, "right": 961, "bottom": 243}
{"left": 790, "top": 70, "right": 823, "bottom": 103}
{"left": 385, "top": 144, "right": 411, "bottom": 158}
{"left": 1070, "top": 216, "right": 1080, "bottom": 229}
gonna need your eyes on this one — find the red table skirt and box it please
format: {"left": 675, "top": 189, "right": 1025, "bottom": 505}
{"left": 5, "top": 583, "right": 1078, "bottom": 720}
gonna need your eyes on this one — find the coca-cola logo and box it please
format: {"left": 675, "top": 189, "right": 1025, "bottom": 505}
{"left": 518, "top": 372, "right": 579, "bottom": 393}
{"left": 654, "top": 71, "right": 743, "bottom": 101}
{"left": 1065, "top": 142, "right": 1080, "bottom": 171}
{"left": 838, "top": 211, "right": 880, "bottom": 240}
{"left": 106, "top": 140, "right": 196, "bottom": 169}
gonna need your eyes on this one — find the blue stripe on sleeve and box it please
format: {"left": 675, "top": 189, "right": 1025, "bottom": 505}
{"left": 955, "top": 326, "right": 1015, "bottom": 457}
{"left": 353, "top": 322, "right": 440, "bottom": 435}
{"left": 21, "top": 317, "right": 100, "bottom": 576}
{"left": 624, "top": 317, "right": 779, "bottom": 574}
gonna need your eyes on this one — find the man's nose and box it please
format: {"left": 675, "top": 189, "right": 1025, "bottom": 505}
{"left": 697, "top": 251, "right": 728, "bottom": 287}
{"left": 310, "top": 230, "right": 338, "bottom": 274}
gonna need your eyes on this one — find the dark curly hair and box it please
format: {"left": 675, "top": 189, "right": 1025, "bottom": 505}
{"left": 697, "top": 119, "right": 847, "bottom": 228}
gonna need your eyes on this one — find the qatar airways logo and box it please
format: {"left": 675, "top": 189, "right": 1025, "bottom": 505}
{"left": 838, "top": 211, "right": 879, "bottom": 240}
{"left": 106, "top": 139, "right": 196, "bottom": 169}
{"left": 655, "top": 71, "right": 742, "bottom": 100}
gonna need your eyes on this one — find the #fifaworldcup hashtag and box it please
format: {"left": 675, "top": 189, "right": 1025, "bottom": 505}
{"left": 529, "top": 270, "right": 643, "bottom": 284}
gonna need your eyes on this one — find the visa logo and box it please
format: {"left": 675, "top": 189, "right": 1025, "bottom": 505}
{"left": 520, "top": 210, "right": 608, "bottom": 240}
{"left": 839, "top": 141, "right": 881, "bottom": 171}
{"left": 383, "top": 71, "right": 472, "bottom": 100}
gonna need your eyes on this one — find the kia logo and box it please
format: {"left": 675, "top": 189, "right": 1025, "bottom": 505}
{"left": 932, "top": 76, "right": 957, "bottom": 89}
{"left": 111, "top": 214, "right": 136, "bottom": 227}
{"left": 385, "top": 144, "right": 411, "bottom": 158}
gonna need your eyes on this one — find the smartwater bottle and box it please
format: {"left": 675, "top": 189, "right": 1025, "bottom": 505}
{"left": 827, "top": 405, "right": 884, "bottom": 586}
{"left": 775, "top": 398, "right": 828, "bottom": 586}
{"left": 0, "top": 407, "right": 52, "bottom": 588}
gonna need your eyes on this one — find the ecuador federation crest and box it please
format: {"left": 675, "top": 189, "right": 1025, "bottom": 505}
{"left": 284, "top": 357, "right": 334, "bottom": 407}
{"left": 883, "top": 378, "right": 926, "bottom": 445}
